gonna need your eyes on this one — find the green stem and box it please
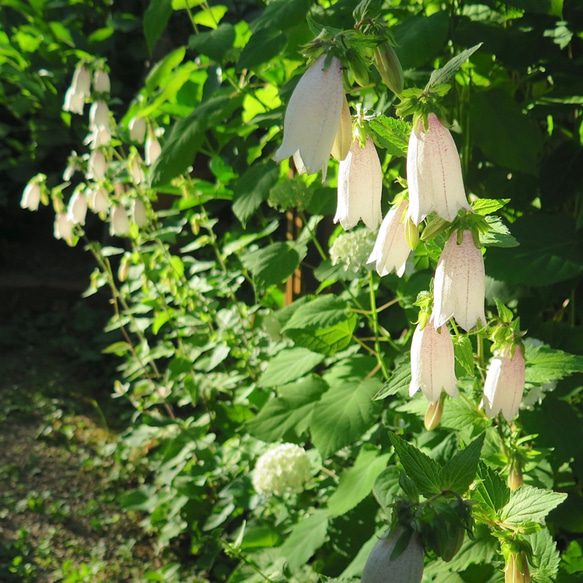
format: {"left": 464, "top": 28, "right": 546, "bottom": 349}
{"left": 368, "top": 271, "right": 391, "bottom": 381}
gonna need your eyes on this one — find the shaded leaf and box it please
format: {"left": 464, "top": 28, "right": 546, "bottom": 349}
{"left": 144, "top": 0, "right": 173, "bottom": 54}
{"left": 441, "top": 434, "right": 485, "bottom": 494}
{"left": 258, "top": 347, "right": 325, "bottom": 387}
{"left": 242, "top": 241, "right": 306, "bottom": 287}
{"left": 279, "top": 510, "right": 329, "bottom": 571}
{"left": 232, "top": 161, "right": 279, "bottom": 225}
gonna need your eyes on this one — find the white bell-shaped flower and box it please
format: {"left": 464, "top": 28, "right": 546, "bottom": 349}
{"left": 67, "top": 189, "right": 88, "bottom": 226}
{"left": 87, "top": 150, "right": 106, "bottom": 180}
{"left": 71, "top": 65, "right": 91, "bottom": 98}
{"left": 20, "top": 181, "right": 41, "bottom": 211}
{"left": 273, "top": 53, "right": 344, "bottom": 181}
{"left": 109, "top": 205, "right": 130, "bottom": 237}
{"left": 407, "top": 113, "right": 471, "bottom": 225}
{"left": 93, "top": 69, "right": 110, "bottom": 93}
{"left": 89, "top": 100, "right": 111, "bottom": 130}
{"left": 131, "top": 199, "right": 148, "bottom": 227}
{"left": 54, "top": 212, "right": 74, "bottom": 241}
{"left": 409, "top": 317, "right": 458, "bottom": 403}
{"left": 334, "top": 136, "right": 382, "bottom": 230}
{"left": 368, "top": 200, "right": 411, "bottom": 277}
{"left": 63, "top": 87, "right": 85, "bottom": 115}
{"left": 87, "top": 185, "right": 109, "bottom": 215}
{"left": 483, "top": 345, "right": 525, "bottom": 423}
{"left": 129, "top": 117, "right": 146, "bottom": 143}
{"left": 433, "top": 230, "right": 486, "bottom": 331}
{"left": 145, "top": 136, "right": 162, "bottom": 166}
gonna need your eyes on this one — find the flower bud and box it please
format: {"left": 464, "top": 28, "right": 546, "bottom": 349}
{"left": 374, "top": 42, "right": 404, "bottom": 95}
{"left": 145, "top": 135, "right": 162, "bottom": 166}
{"left": 424, "top": 397, "right": 443, "bottom": 431}
{"left": 331, "top": 96, "right": 352, "bottom": 162}
{"left": 131, "top": 199, "right": 148, "bottom": 227}
{"left": 362, "top": 529, "right": 424, "bottom": 583}
{"left": 505, "top": 551, "right": 531, "bottom": 583}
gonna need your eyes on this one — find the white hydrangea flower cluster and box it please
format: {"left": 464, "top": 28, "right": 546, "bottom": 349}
{"left": 252, "top": 443, "right": 311, "bottom": 496}
{"left": 330, "top": 228, "right": 376, "bottom": 274}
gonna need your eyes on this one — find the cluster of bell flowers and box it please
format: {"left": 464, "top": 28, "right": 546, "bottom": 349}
{"left": 272, "top": 51, "right": 526, "bottom": 425}
{"left": 22, "top": 61, "right": 161, "bottom": 246}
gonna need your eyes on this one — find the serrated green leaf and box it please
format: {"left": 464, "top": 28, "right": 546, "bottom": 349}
{"left": 527, "top": 528, "right": 561, "bottom": 583}
{"left": 473, "top": 463, "right": 511, "bottom": 519}
{"left": 144, "top": 0, "right": 173, "bottom": 54}
{"left": 472, "top": 198, "right": 511, "bottom": 215}
{"left": 501, "top": 485, "right": 567, "bottom": 526}
{"left": 327, "top": 446, "right": 391, "bottom": 517}
{"left": 311, "top": 367, "right": 381, "bottom": 458}
{"left": 374, "top": 355, "right": 411, "bottom": 400}
{"left": 453, "top": 335, "right": 475, "bottom": 376}
{"left": 525, "top": 344, "right": 583, "bottom": 385}
{"left": 425, "top": 43, "right": 483, "bottom": 91}
{"left": 150, "top": 95, "right": 233, "bottom": 187}
{"left": 441, "top": 434, "right": 485, "bottom": 494}
{"left": 279, "top": 510, "right": 328, "bottom": 571}
{"left": 440, "top": 397, "right": 492, "bottom": 440}
{"left": 241, "top": 241, "right": 306, "bottom": 287}
{"left": 286, "top": 315, "right": 358, "bottom": 356}
{"left": 258, "top": 347, "right": 325, "bottom": 387}
{"left": 368, "top": 115, "right": 410, "bottom": 157}
{"left": 282, "top": 295, "right": 350, "bottom": 331}
{"left": 232, "top": 161, "right": 279, "bottom": 225}
{"left": 247, "top": 375, "right": 328, "bottom": 440}
{"left": 389, "top": 433, "right": 443, "bottom": 496}
{"left": 480, "top": 215, "right": 519, "bottom": 248}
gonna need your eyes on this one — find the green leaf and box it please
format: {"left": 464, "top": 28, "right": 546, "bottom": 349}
{"left": 480, "top": 216, "right": 519, "bottom": 248}
{"left": 472, "top": 198, "right": 511, "bottom": 215}
{"left": 327, "top": 446, "right": 391, "bottom": 517}
{"left": 150, "top": 95, "right": 233, "bottom": 187}
{"left": 258, "top": 347, "right": 325, "bottom": 387}
{"left": 144, "top": 0, "right": 173, "bottom": 54}
{"left": 525, "top": 343, "right": 583, "bottom": 385}
{"left": 286, "top": 315, "right": 358, "bottom": 356}
{"left": 250, "top": 0, "right": 311, "bottom": 32}
{"left": 311, "top": 360, "right": 382, "bottom": 457}
{"left": 527, "top": 528, "right": 562, "bottom": 583}
{"left": 486, "top": 214, "right": 583, "bottom": 286}
{"left": 282, "top": 295, "right": 351, "bottom": 331}
{"left": 145, "top": 47, "right": 186, "bottom": 92}
{"left": 374, "top": 355, "right": 411, "bottom": 400}
{"left": 441, "top": 434, "right": 485, "bottom": 494}
{"left": 425, "top": 43, "right": 483, "bottom": 91}
{"left": 389, "top": 433, "right": 443, "bottom": 496}
{"left": 247, "top": 375, "right": 328, "bottom": 440}
{"left": 241, "top": 241, "right": 306, "bottom": 287}
{"left": 368, "top": 116, "right": 410, "bottom": 157}
{"left": 470, "top": 89, "right": 543, "bottom": 175}
{"left": 473, "top": 463, "right": 510, "bottom": 519}
{"left": 500, "top": 485, "right": 567, "bottom": 526}
{"left": 500, "top": 0, "right": 563, "bottom": 17}
{"left": 393, "top": 10, "right": 450, "bottom": 70}
{"left": 188, "top": 24, "right": 235, "bottom": 63}
{"left": 238, "top": 28, "right": 287, "bottom": 72}
{"left": 279, "top": 510, "right": 328, "bottom": 571}
{"left": 232, "top": 161, "right": 279, "bottom": 225}
{"left": 453, "top": 335, "right": 475, "bottom": 376}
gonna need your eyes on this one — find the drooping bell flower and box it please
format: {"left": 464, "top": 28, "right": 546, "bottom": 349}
{"left": 93, "top": 69, "right": 110, "bottom": 94}
{"left": 87, "top": 185, "right": 109, "bottom": 215}
{"left": 433, "top": 230, "right": 486, "bottom": 331}
{"left": 131, "top": 199, "right": 148, "bottom": 227}
{"left": 71, "top": 65, "right": 91, "bottom": 98}
{"left": 409, "top": 317, "right": 458, "bottom": 403}
{"left": 367, "top": 200, "right": 410, "bottom": 277}
{"left": 63, "top": 87, "right": 85, "bottom": 115}
{"left": 129, "top": 155, "right": 146, "bottom": 185}
{"left": 54, "top": 212, "right": 74, "bottom": 241}
{"left": 483, "top": 345, "right": 525, "bottom": 423}
{"left": 110, "top": 205, "right": 130, "bottom": 237}
{"left": 273, "top": 53, "right": 344, "bottom": 181}
{"left": 20, "top": 180, "right": 41, "bottom": 211}
{"left": 89, "top": 100, "right": 110, "bottom": 130}
{"left": 334, "top": 136, "right": 382, "bottom": 230}
{"left": 407, "top": 113, "right": 471, "bottom": 225}
{"left": 67, "top": 188, "right": 88, "bottom": 226}
{"left": 129, "top": 117, "right": 146, "bottom": 143}
{"left": 145, "top": 135, "right": 162, "bottom": 166}
{"left": 87, "top": 150, "right": 107, "bottom": 181}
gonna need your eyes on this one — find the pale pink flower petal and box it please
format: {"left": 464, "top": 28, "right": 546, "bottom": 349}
{"left": 67, "top": 190, "right": 88, "bottom": 226}
{"left": 409, "top": 318, "right": 458, "bottom": 403}
{"left": 54, "top": 213, "right": 74, "bottom": 241}
{"left": 433, "top": 230, "right": 486, "bottom": 331}
{"left": 129, "top": 117, "right": 146, "bottom": 143}
{"left": 368, "top": 200, "right": 410, "bottom": 277}
{"left": 483, "top": 346, "right": 525, "bottom": 422}
{"left": 93, "top": 70, "right": 110, "bottom": 93}
{"left": 407, "top": 113, "right": 471, "bottom": 224}
{"left": 145, "top": 136, "right": 162, "bottom": 166}
{"left": 89, "top": 100, "right": 111, "bottom": 130}
{"left": 334, "top": 137, "right": 382, "bottom": 230}
{"left": 131, "top": 199, "right": 148, "bottom": 227}
{"left": 273, "top": 54, "right": 344, "bottom": 181}
{"left": 20, "top": 182, "right": 41, "bottom": 211}
{"left": 71, "top": 65, "right": 91, "bottom": 98}
{"left": 110, "top": 205, "right": 130, "bottom": 237}
{"left": 63, "top": 88, "right": 85, "bottom": 115}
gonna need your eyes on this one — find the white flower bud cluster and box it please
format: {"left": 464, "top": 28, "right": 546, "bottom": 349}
{"left": 330, "top": 228, "right": 375, "bottom": 274}
{"left": 252, "top": 443, "right": 311, "bottom": 496}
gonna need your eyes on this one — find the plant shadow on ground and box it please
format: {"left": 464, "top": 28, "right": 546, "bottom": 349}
{"left": 0, "top": 209, "right": 182, "bottom": 582}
